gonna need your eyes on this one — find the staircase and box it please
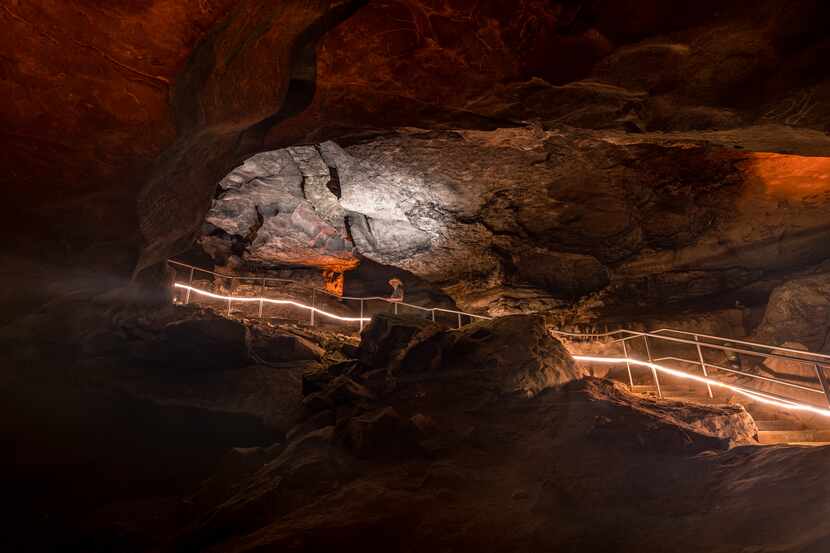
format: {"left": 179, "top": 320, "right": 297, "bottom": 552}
{"left": 169, "top": 260, "right": 830, "bottom": 446}
{"left": 631, "top": 383, "right": 830, "bottom": 446}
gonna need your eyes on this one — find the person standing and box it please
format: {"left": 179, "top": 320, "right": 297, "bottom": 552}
{"left": 388, "top": 278, "right": 404, "bottom": 302}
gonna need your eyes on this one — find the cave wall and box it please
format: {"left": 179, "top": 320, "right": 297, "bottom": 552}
{"left": 201, "top": 129, "right": 830, "bottom": 317}
{"left": 1, "top": 0, "right": 365, "bottom": 285}
{"left": 267, "top": 0, "right": 830, "bottom": 145}
{"left": 2, "top": 0, "right": 829, "bottom": 313}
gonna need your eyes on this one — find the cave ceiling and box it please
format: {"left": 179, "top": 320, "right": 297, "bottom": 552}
{"left": 3, "top": 0, "right": 830, "bottom": 313}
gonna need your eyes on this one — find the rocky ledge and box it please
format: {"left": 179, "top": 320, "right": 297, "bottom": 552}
{"left": 161, "top": 314, "right": 830, "bottom": 553}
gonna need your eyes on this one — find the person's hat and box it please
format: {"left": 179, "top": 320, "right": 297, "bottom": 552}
{"left": 388, "top": 278, "right": 403, "bottom": 287}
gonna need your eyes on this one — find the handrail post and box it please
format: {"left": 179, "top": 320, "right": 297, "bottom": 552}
{"left": 621, "top": 338, "right": 634, "bottom": 389}
{"left": 814, "top": 363, "right": 830, "bottom": 408}
{"left": 694, "top": 335, "right": 714, "bottom": 399}
{"left": 431, "top": 310, "right": 435, "bottom": 323}
{"left": 310, "top": 289, "right": 316, "bottom": 326}
{"left": 394, "top": 302, "right": 398, "bottom": 315}
{"left": 643, "top": 335, "right": 662, "bottom": 399}
{"left": 227, "top": 297, "right": 232, "bottom": 317}
{"left": 359, "top": 299, "right": 364, "bottom": 332}
{"left": 457, "top": 313, "right": 462, "bottom": 329}
{"left": 258, "top": 278, "right": 265, "bottom": 318}
{"left": 184, "top": 266, "right": 195, "bottom": 304}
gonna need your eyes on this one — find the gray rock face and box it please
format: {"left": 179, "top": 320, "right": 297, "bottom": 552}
{"left": 205, "top": 142, "right": 438, "bottom": 272}
{"left": 206, "top": 146, "right": 356, "bottom": 270}
{"left": 132, "top": 315, "right": 250, "bottom": 371}
{"left": 754, "top": 271, "right": 830, "bottom": 353}
{"left": 205, "top": 128, "right": 830, "bottom": 318}
{"left": 358, "top": 313, "right": 584, "bottom": 397}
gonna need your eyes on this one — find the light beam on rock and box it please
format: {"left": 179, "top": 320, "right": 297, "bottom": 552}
{"left": 573, "top": 355, "right": 830, "bottom": 418}
{"left": 174, "top": 283, "right": 371, "bottom": 323}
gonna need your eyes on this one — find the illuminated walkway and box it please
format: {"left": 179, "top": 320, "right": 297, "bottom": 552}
{"left": 169, "top": 260, "right": 830, "bottom": 440}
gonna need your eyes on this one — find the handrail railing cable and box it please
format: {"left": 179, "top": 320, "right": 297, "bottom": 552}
{"left": 167, "top": 259, "right": 492, "bottom": 329}
{"left": 552, "top": 326, "right": 830, "bottom": 414}
{"left": 168, "top": 259, "right": 830, "bottom": 416}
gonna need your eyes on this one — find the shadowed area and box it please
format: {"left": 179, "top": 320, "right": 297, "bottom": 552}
{"left": 2, "top": 1, "right": 830, "bottom": 551}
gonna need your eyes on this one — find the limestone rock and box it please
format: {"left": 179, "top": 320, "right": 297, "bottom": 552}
{"left": 206, "top": 145, "right": 358, "bottom": 271}
{"left": 131, "top": 314, "right": 249, "bottom": 371}
{"left": 754, "top": 272, "right": 830, "bottom": 353}
{"left": 360, "top": 313, "right": 584, "bottom": 397}
{"left": 303, "top": 375, "right": 376, "bottom": 413}
{"left": 339, "top": 406, "right": 420, "bottom": 459}
{"left": 512, "top": 248, "right": 609, "bottom": 299}
{"left": 574, "top": 378, "right": 758, "bottom": 452}
{"left": 358, "top": 314, "right": 441, "bottom": 370}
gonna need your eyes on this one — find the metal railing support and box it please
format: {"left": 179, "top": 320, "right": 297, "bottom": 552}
{"left": 227, "top": 297, "right": 232, "bottom": 317}
{"left": 814, "top": 363, "right": 830, "bottom": 407}
{"left": 185, "top": 266, "right": 195, "bottom": 304}
{"left": 643, "top": 335, "right": 662, "bottom": 399}
{"left": 258, "top": 278, "right": 265, "bottom": 318}
{"left": 694, "top": 334, "right": 714, "bottom": 399}
{"left": 621, "top": 338, "right": 634, "bottom": 389}
{"left": 431, "top": 310, "right": 436, "bottom": 323}
{"left": 394, "top": 302, "right": 398, "bottom": 315}
{"left": 457, "top": 313, "right": 462, "bottom": 329}
{"left": 359, "top": 299, "right": 365, "bottom": 331}
{"left": 310, "top": 289, "right": 316, "bottom": 326}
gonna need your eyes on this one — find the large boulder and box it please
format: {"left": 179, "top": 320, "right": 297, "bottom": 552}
{"left": 512, "top": 248, "right": 610, "bottom": 299}
{"left": 359, "top": 313, "right": 584, "bottom": 397}
{"left": 131, "top": 314, "right": 249, "bottom": 370}
{"left": 724, "top": 341, "right": 830, "bottom": 429}
{"left": 570, "top": 378, "right": 758, "bottom": 452}
{"left": 339, "top": 406, "right": 421, "bottom": 460}
{"left": 753, "top": 271, "right": 830, "bottom": 353}
{"left": 358, "top": 314, "right": 441, "bottom": 369}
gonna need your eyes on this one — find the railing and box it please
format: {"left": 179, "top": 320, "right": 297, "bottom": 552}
{"left": 167, "top": 259, "right": 830, "bottom": 419}
{"left": 167, "top": 259, "right": 491, "bottom": 331}
{"left": 551, "top": 327, "right": 830, "bottom": 417}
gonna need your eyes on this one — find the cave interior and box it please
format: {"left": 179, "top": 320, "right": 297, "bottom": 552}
{"left": 3, "top": 1, "right": 830, "bottom": 552}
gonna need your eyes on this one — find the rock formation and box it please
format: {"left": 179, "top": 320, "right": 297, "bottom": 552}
{"left": 3, "top": 2, "right": 830, "bottom": 551}
{"left": 5, "top": 1, "right": 830, "bottom": 310}
{"left": 202, "top": 129, "right": 830, "bottom": 320}
{"left": 754, "top": 269, "right": 830, "bottom": 353}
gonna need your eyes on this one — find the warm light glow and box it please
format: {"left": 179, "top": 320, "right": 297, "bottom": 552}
{"left": 573, "top": 355, "right": 830, "bottom": 418}
{"left": 743, "top": 153, "right": 830, "bottom": 198}
{"left": 174, "top": 283, "right": 371, "bottom": 323}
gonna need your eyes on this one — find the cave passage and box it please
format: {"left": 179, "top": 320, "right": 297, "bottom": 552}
{"left": 3, "top": 1, "right": 830, "bottom": 552}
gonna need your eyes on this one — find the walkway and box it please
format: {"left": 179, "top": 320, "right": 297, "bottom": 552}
{"left": 168, "top": 260, "right": 830, "bottom": 444}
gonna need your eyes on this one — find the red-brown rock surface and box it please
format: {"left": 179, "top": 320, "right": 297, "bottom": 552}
{"left": 5, "top": 0, "right": 830, "bottom": 301}
{"left": 2, "top": 0, "right": 363, "bottom": 279}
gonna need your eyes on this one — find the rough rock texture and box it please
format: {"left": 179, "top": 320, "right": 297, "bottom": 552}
{"left": 2, "top": 0, "right": 368, "bottom": 322}
{"left": 269, "top": 0, "right": 830, "bottom": 147}
{"left": 5, "top": 3, "right": 830, "bottom": 550}
{"left": 0, "top": 300, "right": 364, "bottom": 551}
{"left": 359, "top": 313, "right": 583, "bottom": 396}
{"left": 206, "top": 147, "right": 358, "bottom": 271}
{"left": 131, "top": 315, "right": 250, "bottom": 370}
{"left": 157, "top": 328, "right": 786, "bottom": 553}
{"left": 754, "top": 270, "right": 830, "bottom": 352}
{"left": 208, "top": 128, "right": 830, "bottom": 318}
{"left": 6, "top": 0, "right": 830, "bottom": 313}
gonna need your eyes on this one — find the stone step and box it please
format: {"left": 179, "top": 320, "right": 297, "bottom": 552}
{"left": 631, "top": 385, "right": 700, "bottom": 394}
{"left": 758, "top": 430, "right": 830, "bottom": 445}
{"left": 630, "top": 383, "right": 830, "bottom": 443}
{"left": 754, "top": 419, "right": 805, "bottom": 431}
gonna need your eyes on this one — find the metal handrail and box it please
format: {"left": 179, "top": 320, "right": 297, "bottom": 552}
{"left": 552, "top": 328, "right": 829, "bottom": 368}
{"left": 168, "top": 257, "right": 830, "bottom": 416}
{"left": 167, "top": 259, "right": 491, "bottom": 329}
{"left": 553, "top": 326, "right": 830, "bottom": 411}
{"left": 653, "top": 356, "right": 825, "bottom": 395}
{"left": 651, "top": 327, "right": 830, "bottom": 362}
